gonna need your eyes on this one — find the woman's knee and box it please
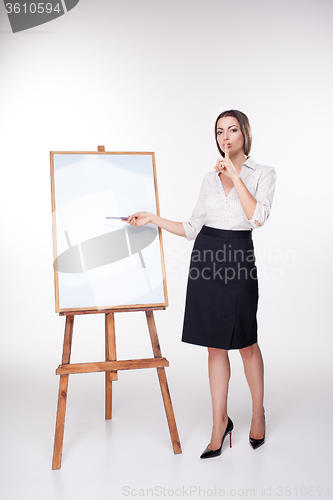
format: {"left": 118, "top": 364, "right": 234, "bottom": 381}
{"left": 239, "top": 343, "right": 258, "bottom": 359}
{"left": 208, "top": 347, "right": 229, "bottom": 358}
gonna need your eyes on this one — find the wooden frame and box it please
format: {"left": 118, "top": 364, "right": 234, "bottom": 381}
{"left": 50, "top": 148, "right": 168, "bottom": 313}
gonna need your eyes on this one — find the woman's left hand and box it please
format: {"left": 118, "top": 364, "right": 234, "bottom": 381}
{"left": 214, "top": 146, "right": 239, "bottom": 180}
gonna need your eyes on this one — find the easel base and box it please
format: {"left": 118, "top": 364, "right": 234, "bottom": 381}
{"left": 52, "top": 310, "right": 182, "bottom": 469}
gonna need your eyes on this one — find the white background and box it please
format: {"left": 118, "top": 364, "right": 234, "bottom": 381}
{"left": 0, "top": 1, "right": 332, "bottom": 499}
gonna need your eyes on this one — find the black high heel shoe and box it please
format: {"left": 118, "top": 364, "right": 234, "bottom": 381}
{"left": 249, "top": 434, "right": 265, "bottom": 449}
{"left": 200, "top": 417, "right": 234, "bottom": 459}
{"left": 249, "top": 413, "right": 265, "bottom": 450}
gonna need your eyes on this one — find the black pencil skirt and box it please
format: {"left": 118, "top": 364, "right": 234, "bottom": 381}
{"left": 181, "top": 226, "right": 259, "bottom": 350}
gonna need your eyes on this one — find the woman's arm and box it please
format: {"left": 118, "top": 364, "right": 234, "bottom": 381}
{"left": 126, "top": 212, "right": 186, "bottom": 237}
{"left": 215, "top": 160, "right": 276, "bottom": 228}
{"left": 232, "top": 176, "right": 261, "bottom": 226}
{"left": 215, "top": 160, "right": 261, "bottom": 225}
{"left": 127, "top": 174, "right": 208, "bottom": 239}
{"left": 215, "top": 149, "right": 266, "bottom": 227}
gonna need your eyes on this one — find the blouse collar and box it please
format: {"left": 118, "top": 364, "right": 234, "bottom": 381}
{"left": 243, "top": 156, "right": 257, "bottom": 170}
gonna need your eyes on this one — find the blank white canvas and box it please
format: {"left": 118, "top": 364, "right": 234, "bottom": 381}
{"left": 52, "top": 153, "right": 166, "bottom": 310}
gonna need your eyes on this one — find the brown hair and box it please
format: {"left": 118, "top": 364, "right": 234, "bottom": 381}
{"left": 214, "top": 110, "right": 252, "bottom": 157}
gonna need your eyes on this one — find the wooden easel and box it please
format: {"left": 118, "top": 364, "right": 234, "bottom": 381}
{"left": 52, "top": 306, "right": 182, "bottom": 469}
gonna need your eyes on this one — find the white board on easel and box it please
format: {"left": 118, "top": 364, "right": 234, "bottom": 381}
{"left": 50, "top": 149, "right": 168, "bottom": 313}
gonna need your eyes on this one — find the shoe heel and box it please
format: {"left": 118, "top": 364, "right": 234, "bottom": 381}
{"left": 200, "top": 416, "right": 234, "bottom": 459}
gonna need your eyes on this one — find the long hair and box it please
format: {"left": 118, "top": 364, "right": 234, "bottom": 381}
{"left": 215, "top": 110, "right": 252, "bottom": 158}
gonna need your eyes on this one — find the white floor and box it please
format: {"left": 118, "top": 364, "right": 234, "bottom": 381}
{"left": 1, "top": 344, "right": 332, "bottom": 500}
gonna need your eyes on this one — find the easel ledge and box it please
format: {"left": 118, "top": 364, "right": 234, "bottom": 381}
{"left": 52, "top": 308, "right": 182, "bottom": 470}
{"left": 58, "top": 306, "right": 166, "bottom": 316}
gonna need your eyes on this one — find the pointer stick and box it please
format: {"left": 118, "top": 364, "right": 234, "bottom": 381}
{"left": 106, "top": 217, "right": 129, "bottom": 220}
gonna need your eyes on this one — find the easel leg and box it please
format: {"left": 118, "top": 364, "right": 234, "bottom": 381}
{"left": 52, "top": 315, "right": 74, "bottom": 470}
{"left": 145, "top": 311, "right": 182, "bottom": 454}
{"left": 105, "top": 312, "right": 118, "bottom": 420}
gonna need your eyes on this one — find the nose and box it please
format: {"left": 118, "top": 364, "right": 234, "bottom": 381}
{"left": 223, "top": 132, "right": 229, "bottom": 144}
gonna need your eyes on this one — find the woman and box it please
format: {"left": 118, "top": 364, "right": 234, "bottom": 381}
{"left": 126, "top": 110, "right": 276, "bottom": 458}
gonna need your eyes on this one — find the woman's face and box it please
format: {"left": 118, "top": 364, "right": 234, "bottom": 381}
{"left": 216, "top": 116, "right": 244, "bottom": 157}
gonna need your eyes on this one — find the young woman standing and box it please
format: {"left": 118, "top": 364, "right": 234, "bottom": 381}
{"left": 126, "top": 110, "right": 276, "bottom": 458}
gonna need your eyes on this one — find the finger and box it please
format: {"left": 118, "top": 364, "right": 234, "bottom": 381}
{"left": 224, "top": 144, "right": 230, "bottom": 160}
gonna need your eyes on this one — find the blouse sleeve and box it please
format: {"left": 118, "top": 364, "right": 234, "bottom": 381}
{"left": 248, "top": 166, "right": 277, "bottom": 228}
{"left": 182, "top": 175, "right": 207, "bottom": 240}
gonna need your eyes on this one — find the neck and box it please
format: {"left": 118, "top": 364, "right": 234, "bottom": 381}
{"left": 229, "top": 151, "right": 247, "bottom": 170}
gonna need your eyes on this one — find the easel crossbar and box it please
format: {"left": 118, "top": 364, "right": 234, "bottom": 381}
{"left": 56, "top": 357, "right": 169, "bottom": 375}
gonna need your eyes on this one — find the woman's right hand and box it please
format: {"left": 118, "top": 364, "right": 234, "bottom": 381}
{"left": 125, "top": 212, "right": 154, "bottom": 226}
{"left": 125, "top": 213, "right": 186, "bottom": 236}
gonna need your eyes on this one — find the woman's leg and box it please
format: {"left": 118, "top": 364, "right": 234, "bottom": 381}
{"left": 207, "top": 347, "right": 231, "bottom": 450}
{"left": 239, "top": 342, "right": 265, "bottom": 439}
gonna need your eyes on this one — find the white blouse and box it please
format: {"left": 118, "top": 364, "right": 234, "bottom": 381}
{"left": 182, "top": 156, "right": 276, "bottom": 241}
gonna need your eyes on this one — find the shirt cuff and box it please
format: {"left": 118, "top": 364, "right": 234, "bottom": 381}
{"left": 248, "top": 201, "right": 263, "bottom": 228}
{"left": 182, "top": 221, "right": 196, "bottom": 240}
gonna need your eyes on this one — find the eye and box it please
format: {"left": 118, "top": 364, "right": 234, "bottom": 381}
{"left": 217, "top": 131, "right": 222, "bottom": 135}
{"left": 231, "top": 128, "right": 238, "bottom": 132}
